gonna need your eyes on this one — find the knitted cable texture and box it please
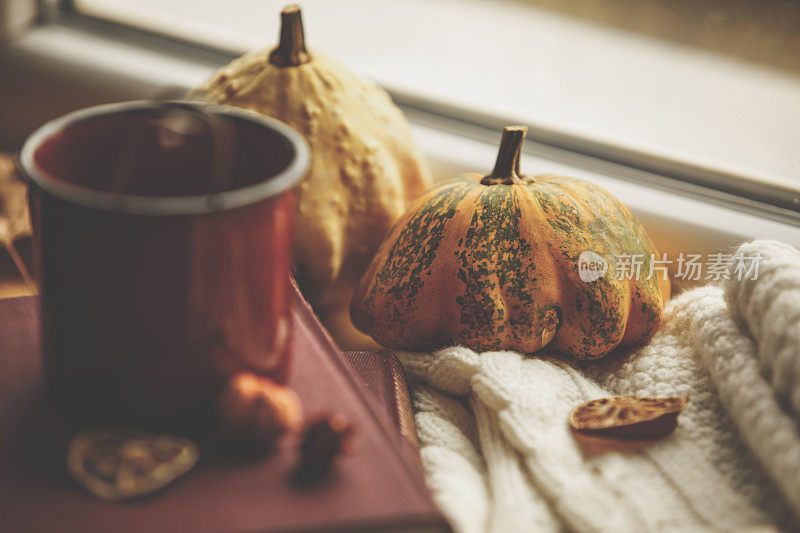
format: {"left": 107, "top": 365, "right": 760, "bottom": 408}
{"left": 398, "top": 240, "right": 800, "bottom": 532}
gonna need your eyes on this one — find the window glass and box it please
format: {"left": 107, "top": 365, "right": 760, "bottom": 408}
{"left": 74, "top": 0, "right": 800, "bottom": 191}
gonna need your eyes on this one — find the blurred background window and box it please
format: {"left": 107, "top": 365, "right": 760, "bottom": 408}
{"left": 57, "top": 0, "right": 800, "bottom": 194}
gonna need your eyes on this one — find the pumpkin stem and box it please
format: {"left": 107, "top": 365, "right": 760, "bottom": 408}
{"left": 269, "top": 5, "right": 311, "bottom": 67}
{"left": 482, "top": 126, "right": 528, "bottom": 185}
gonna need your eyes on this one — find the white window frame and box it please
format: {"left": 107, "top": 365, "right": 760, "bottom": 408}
{"left": 2, "top": 1, "right": 800, "bottom": 262}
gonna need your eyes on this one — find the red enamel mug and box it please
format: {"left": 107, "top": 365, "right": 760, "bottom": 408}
{"left": 18, "top": 101, "right": 310, "bottom": 432}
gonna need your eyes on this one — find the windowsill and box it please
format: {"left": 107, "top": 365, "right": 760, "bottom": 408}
{"left": 2, "top": 18, "right": 800, "bottom": 269}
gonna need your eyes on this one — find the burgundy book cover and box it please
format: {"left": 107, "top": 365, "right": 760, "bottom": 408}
{"left": 0, "top": 284, "right": 449, "bottom": 533}
{"left": 342, "top": 351, "right": 418, "bottom": 450}
{"left": 341, "top": 350, "right": 424, "bottom": 487}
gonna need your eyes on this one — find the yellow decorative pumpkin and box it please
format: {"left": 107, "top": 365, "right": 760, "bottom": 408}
{"left": 351, "top": 127, "right": 670, "bottom": 359}
{"left": 189, "top": 5, "right": 431, "bottom": 307}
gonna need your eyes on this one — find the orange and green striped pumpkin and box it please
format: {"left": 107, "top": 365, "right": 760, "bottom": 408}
{"left": 350, "top": 126, "right": 670, "bottom": 359}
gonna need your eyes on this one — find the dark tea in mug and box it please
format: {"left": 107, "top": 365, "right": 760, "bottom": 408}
{"left": 19, "top": 101, "right": 309, "bottom": 432}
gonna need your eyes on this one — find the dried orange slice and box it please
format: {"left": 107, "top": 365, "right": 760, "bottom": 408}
{"left": 569, "top": 395, "right": 689, "bottom": 440}
{"left": 67, "top": 430, "right": 199, "bottom": 501}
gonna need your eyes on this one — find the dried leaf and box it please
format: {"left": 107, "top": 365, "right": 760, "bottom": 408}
{"left": 0, "top": 153, "right": 32, "bottom": 246}
{"left": 67, "top": 429, "right": 199, "bottom": 501}
{"left": 569, "top": 395, "right": 689, "bottom": 441}
{"left": 0, "top": 154, "right": 34, "bottom": 290}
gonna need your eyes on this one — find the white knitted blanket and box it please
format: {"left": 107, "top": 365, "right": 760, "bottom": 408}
{"left": 399, "top": 240, "right": 800, "bottom": 532}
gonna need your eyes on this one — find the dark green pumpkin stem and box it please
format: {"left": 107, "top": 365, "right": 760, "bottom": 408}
{"left": 269, "top": 5, "right": 311, "bottom": 67}
{"left": 481, "top": 126, "right": 528, "bottom": 185}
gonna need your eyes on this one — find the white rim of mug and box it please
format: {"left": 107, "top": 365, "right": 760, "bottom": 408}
{"left": 18, "top": 100, "right": 311, "bottom": 216}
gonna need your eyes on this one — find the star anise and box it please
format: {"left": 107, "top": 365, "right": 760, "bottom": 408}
{"left": 293, "top": 412, "right": 354, "bottom": 483}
